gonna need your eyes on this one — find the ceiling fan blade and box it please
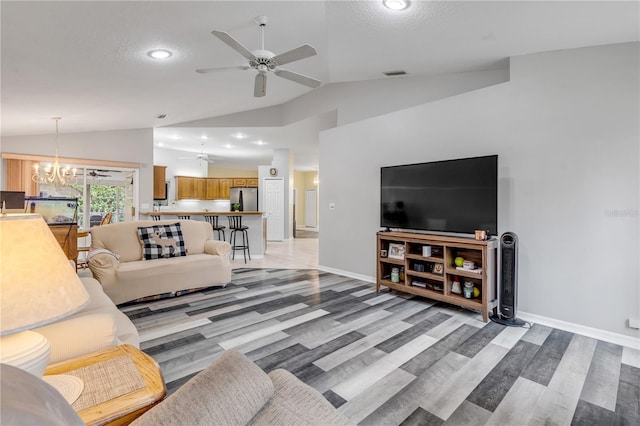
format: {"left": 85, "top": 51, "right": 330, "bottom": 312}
{"left": 211, "top": 30, "right": 256, "bottom": 60}
{"left": 272, "top": 44, "right": 317, "bottom": 66}
{"left": 254, "top": 73, "right": 267, "bottom": 97}
{"left": 274, "top": 69, "right": 321, "bottom": 88}
{"left": 196, "top": 65, "right": 250, "bottom": 74}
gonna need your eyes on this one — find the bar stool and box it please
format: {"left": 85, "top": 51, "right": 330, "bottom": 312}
{"left": 150, "top": 214, "right": 161, "bottom": 221}
{"left": 204, "top": 215, "right": 226, "bottom": 241}
{"left": 228, "top": 215, "right": 251, "bottom": 263}
{"left": 178, "top": 215, "right": 191, "bottom": 220}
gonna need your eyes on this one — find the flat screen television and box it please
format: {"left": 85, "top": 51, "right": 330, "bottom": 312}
{"left": 380, "top": 155, "right": 498, "bottom": 235}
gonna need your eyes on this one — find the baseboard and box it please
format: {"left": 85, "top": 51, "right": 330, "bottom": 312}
{"left": 317, "top": 265, "right": 375, "bottom": 284}
{"left": 517, "top": 311, "right": 639, "bottom": 349}
{"left": 315, "top": 267, "right": 640, "bottom": 350}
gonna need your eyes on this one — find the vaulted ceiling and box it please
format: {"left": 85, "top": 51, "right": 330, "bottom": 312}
{"left": 2, "top": 1, "right": 637, "bottom": 168}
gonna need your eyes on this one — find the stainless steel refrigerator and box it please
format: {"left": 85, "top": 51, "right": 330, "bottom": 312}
{"left": 230, "top": 187, "right": 258, "bottom": 211}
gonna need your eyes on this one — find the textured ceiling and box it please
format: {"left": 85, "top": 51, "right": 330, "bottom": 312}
{"left": 1, "top": 1, "right": 638, "bottom": 169}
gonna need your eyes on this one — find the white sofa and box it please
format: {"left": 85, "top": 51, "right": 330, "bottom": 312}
{"left": 88, "top": 219, "right": 232, "bottom": 305}
{"left": 34, "top": 277, "right": 139, "bottom": 365}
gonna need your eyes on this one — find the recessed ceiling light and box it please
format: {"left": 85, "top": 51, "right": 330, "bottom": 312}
{"left": 383, "top": 0, "right": 409, "bottom": 10}
{"left": 201, "top": 135, "right": 208, "bottom": 140}
{"left": 233, "top": 132, "right": 246, "bottom": 139}
{"left": 170, "top": 135, "right": 181, "bottom": 140}
{"left": 147, "top": 49, "right": 173, "bottom": 59}
{"left": 224, "top": 143, "right": 232, "bottom": 149}
{"left": 157, "top": 142, "right": 164, "bottom": 147}
{"left": 254, "top": 140, "right": 266, "bottom": 146}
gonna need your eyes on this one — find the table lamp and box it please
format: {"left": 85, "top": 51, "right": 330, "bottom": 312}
{"left": 0, "top": 214, "right": 89, "bottom": 403}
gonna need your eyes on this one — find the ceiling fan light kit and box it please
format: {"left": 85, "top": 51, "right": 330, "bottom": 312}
{"left": 196, "top": 15, "right": 321, "bottom": 97}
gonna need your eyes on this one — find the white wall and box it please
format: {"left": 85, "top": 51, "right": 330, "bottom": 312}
{"left": 1, "top": 128, "right": 153, "bottom": 209}
{"left": 319, "top": 42, "right": 639, "bottom": 338}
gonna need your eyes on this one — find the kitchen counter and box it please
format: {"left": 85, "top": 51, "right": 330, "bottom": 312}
{"left": 142, "top": 211, "right": 263, "bottom": 215}
{"left": 141, "top": 211, "right": 266, "bottom": 258}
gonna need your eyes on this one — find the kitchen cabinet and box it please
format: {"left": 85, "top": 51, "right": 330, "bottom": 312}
{"left": 205, "top": 178, "right": 220, "bottom": 200}
{"left": 219, "top": 178, "right": 232, "bottom": 199}
{"left": 176, "top": 176, "right": 255, "bottom": 200}
{"left": 5, "top": 159, "right": 39, "bottom": 196}
{"left": 194, "top": 178, "right": 206, "bottom": 199}
{"left": 176, "top": 176, "right": 195, "bottom": 200}
{"left": 153, "top": 166, "right": 166, "bottom": 200}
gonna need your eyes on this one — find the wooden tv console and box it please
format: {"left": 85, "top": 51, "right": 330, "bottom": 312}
{"left": 376, "top": 231, "right": 498, "bottom": 322}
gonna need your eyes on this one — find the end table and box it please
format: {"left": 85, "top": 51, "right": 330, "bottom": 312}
{"left": 44, "top": 344, "right": 166, "bottom": 426}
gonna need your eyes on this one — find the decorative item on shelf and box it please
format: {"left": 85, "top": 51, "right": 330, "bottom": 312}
{"left": 463, "top": 281, "right": 474, "bottom": 299}
{"left": 475, "top": 229, "right": 488, "bottom": 241}
{"left": 387, "top": 243, "right": 405, "bottom": 260}
{"left": 451, "top": 276, "right": 462, "bottom": 294}
{"left": 422, "top": 246, "right": 432, "bottom": 257}
{"left": 399, "top": 267, "right": 405, "bottom": 281}
{"left": 463, "top": 260, "right": 475, "bottom": 270}
{"left": 32, "top": 117, "right": 78, "bottom": 186}
{"left": 391, "top": 267, "right": 400, "bottom": 283}
{"left": 0, "top": 214, "right": 90, "bottom": 404}
{"left": 414, "top": 263, "right": 425, "bottom": 272}
{"left": 380, "top": 249, "right": 388, "bottom": 258}
{"left": 433, "top": 263, "right": 443, "bottom": 274}
{"left": 454, "top": 256, "right": 464, "bottom": 267}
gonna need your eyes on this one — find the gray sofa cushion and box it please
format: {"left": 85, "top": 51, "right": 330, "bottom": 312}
{"left": 131, "top": 350, "right": 273, "bottom": 426}
{"left": 249, "top": 369, "right": 353, "bottom": 426}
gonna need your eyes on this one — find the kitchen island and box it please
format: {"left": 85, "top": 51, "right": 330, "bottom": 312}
{"left": 141, "top": 211, "right": 266, "bottom": 258}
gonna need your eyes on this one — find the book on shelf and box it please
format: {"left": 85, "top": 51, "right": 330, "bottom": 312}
{"left": 456, "top": 266, "right": 483, "bottom": 274}
{"left": 411, "top": 281, "right": 427, "bottom": 288}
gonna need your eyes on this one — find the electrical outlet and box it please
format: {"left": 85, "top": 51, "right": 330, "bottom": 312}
{"left": 628, "top": 318, "right": 640, "bottom": 329}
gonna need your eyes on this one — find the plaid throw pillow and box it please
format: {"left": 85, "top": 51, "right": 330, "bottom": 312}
{"left": 137, "top": 223, "right": 187, "bottom": 260}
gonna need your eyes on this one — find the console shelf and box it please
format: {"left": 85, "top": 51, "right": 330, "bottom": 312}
{"left": 376, "top": 231, "right": 498, "bottom": 322}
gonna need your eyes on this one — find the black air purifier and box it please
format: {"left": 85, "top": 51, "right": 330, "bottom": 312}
{"left": 491, "top": 232, "right": 525, "bottom": 327}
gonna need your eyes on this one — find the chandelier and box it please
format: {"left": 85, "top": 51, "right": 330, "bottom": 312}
{"left": 32, "top": 117, "right": 78, "bottom": 186}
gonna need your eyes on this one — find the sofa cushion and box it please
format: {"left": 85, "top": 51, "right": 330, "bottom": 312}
{"left": 249, "top": 369, "right": 353, "bottom": 426}
{"left": 137, "top": 223, "right": 187, "bottom": 260}
{"left": 131, "top": 350, "right": 273, "bottom": 426}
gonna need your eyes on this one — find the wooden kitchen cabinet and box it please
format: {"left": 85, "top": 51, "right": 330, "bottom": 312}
{"left": 176, "top": 176, "right": 195, "bottom": 199}
{"left": 232, "top": 178, "right": 248, "bottom": 187}
{"left": 5, "top": 159, "right": 39, "bottom": 196}
{"left": 247, "top": 178, "right": 259, "bottom": 187}
{"left": 219, "top": 178, "right": 232, "bottom": 199}
{"left": 194, "top": 178, "right": 206, "bottom": 199}
{"left": 153, "top": 166, "right": 166, "bottom": 200}
{"left": 205, "top": 178, "right": 220, "bottom": 200}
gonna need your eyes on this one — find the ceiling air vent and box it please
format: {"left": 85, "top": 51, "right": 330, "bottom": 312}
{"left": 383, "top": 70, "right": 407, "bottom": 77}
{"left": 157, "top": 114, "right": 167, "bottom": 119}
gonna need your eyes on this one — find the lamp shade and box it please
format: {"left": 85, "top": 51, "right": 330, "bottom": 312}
{"left": 0, "top": 214, "right": 89, "bottom": 335}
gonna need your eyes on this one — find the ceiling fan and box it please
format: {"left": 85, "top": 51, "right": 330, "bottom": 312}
{"left": 179, "top": 143, "right": 216, "bottom": 165}
{"left": 196, "top": 16, "right": 321, "bottom": 97}
{"left": 78, "top": 170, "right": 112, "bottom": 178}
